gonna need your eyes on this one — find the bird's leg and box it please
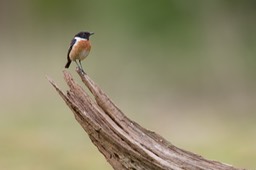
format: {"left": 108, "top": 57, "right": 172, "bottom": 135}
{"left": 74, "top": 60, "right": 85, "bottom": 73}
{"left": 79, "top": 60, "right": 85, "bottom": 73}
{"left": 75, "top": 60, "right": 79, "bottom": 68}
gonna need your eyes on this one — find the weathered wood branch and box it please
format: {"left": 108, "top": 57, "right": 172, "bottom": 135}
{"left": 48, "top": 69, "right": 245, "bottom": 170}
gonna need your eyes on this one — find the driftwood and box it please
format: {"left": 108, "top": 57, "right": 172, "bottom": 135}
{"left": 48, "top": 69, "right": 245, "bottom": 170}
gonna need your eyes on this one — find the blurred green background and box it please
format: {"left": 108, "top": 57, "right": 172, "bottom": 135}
{"left": 0, "top": 0, "right": 255, "bottom": 169}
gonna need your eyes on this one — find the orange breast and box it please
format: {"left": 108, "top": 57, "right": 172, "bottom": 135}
{"left": 69, "top": 40, "right": 91, "bottom": 61}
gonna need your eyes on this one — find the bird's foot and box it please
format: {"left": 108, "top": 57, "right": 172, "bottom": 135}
{"left": 76, "top": 66, "right": 85, "bottom": 74}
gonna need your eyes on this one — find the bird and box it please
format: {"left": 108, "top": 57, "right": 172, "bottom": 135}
{"left": 65, "top": 31, "right": 94, "bottom": 72}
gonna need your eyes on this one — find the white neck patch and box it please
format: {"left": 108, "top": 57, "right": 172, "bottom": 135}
{"left": 75, "top": 37, "right": 87, "bottom": 41}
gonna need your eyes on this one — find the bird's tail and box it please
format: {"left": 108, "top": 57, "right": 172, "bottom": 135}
{"left": 65, "top": 60, "right": 71, "bottom": 68}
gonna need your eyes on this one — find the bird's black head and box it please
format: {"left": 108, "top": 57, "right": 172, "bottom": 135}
{"left": 75, "top": 31, "right": 94, "bottom": 40}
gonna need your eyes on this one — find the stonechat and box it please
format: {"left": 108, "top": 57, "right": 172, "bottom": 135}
{"left": 65, "top": 31, "right": 94, "bottom": 71}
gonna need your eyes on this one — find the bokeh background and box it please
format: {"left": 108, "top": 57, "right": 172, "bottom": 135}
{"left": 1, "top": 0, "right": 255, "bottom": 169}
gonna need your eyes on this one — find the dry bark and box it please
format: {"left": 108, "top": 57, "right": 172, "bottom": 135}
{"left": 47, "top": 69, "right": 246, "bottom": 170}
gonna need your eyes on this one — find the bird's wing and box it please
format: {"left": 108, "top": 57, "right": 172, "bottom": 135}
{"left": 65, "top": 38, "right": 77, "bottom": 68}
{"left": 67, "top": 38, "right": 77, "bottom": 58}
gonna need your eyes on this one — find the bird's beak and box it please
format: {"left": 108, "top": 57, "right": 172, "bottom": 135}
{"left": 90, "top": 32, "right": 94, "bottom": 35}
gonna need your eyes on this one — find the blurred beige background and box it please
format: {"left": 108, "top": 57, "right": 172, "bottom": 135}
{"left": 0, "top": 1, "right": 255, "bottom": 169}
